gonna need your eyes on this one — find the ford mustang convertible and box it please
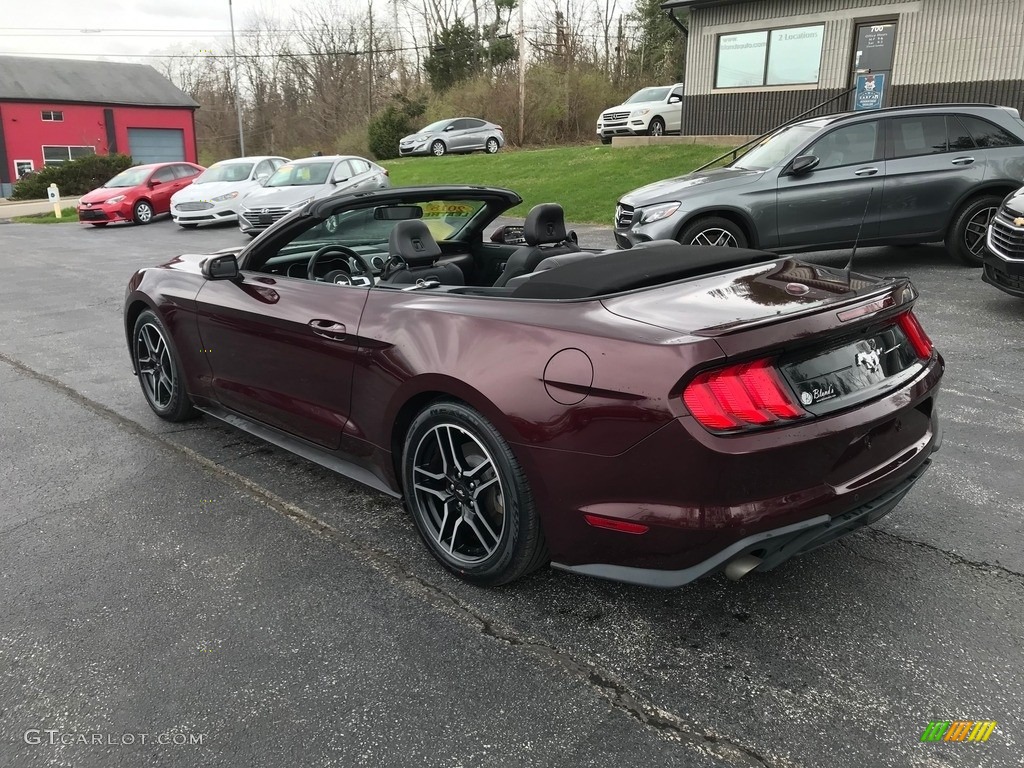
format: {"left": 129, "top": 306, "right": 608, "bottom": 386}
{"left": 124, "top": 186, "right": 943, "bottom": 587}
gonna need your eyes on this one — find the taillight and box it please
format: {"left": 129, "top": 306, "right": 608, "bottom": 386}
{"left": 683, "top": 359, "right": 804, "bottom": 432}
{"left": 898, "top": 311, "right": 933, "bottom": 359}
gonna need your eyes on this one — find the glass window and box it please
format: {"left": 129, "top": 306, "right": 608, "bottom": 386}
{"left": 105, "top": 167, "right": 152, "bottom": 188}
{"left": 766, "top": 26, "right": 825, "bottom": 85}
{"left": 959, "top": 115, "right": 1022, "bottom": 148}
{"left": 946, "top": 116, "right": 976, "bottom": 151}
{"left": 890, "top": 116, "right": 947, "bottom": 158}
{"left": 716, "top": 31, "right": 768, "bottom": 88}
{"left": 253, "top": 160, "right": 275, "bottom": 179}
{"left": 264, "top": 161, "right": 333, "bottom": 187}
{"left": 151, "top": 167, "right": 177, "bottom": 183}
{"left": 733, "top": 120, "right": 828, "bottom": 170}
{"left": 41, "top": 110, "right": 64, "bottom": 121}
{"left": 172, "top": 163, "right": 200, "bottom": 179}
{"left": 42, "top": 145, "right": 94, "bottom": 165}
{"left": 69, "top": 146, "right": 95, "bottom": 160}
{"left": 625, "top": 87, "right": 672, "bottom": 104}
{"left": 804, "top": 122, "right": 879, "bottom": 169}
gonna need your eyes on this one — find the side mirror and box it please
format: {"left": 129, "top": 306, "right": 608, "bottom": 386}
{"left": 789, "top": 155, "right": 821, "bottom": 176}
{"left": 202, "top": 254, "right": 240, "bottom": 280}
{"left": 443, "top": 125, "right": 455, "bottom": 132}
{"left": 148, "top": 179, "right": 160, "bottom": 187}
{"left": 256, "top": 173, "right": 270, "bottom": 184}
{"left": 668, "top": 95, "right": 682, "bottom": 104}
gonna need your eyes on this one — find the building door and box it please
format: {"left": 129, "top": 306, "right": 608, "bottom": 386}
{"left": 127, "top": 128, "right": 186, "bottom": 164}
{"left": 851, "top": 21, "right": 898, "bottom": 109}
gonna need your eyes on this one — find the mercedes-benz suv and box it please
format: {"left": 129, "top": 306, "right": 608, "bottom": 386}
{"left": 615, "top": 104, "right": 1024, "bottom": 265}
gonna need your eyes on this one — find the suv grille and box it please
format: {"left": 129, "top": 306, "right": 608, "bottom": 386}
{"left": 615, "top": 203, "right": 635, "bottom": 229}
{"left": 603, "top": 111, "right": 630, "bottom": 122}
{"left": 988, "top": 210, "right": 1024, "bottom": 260}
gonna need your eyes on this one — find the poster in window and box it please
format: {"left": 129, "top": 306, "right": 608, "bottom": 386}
{"left": 766, "top": 25, "right": 825, "bottom": 85}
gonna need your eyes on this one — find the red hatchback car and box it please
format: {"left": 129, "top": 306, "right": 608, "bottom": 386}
{"left": 123, "top": 186, "right": 943, "bottom": 588}
{"left": 78, "top": 162, "right": 204, "bottom": 226}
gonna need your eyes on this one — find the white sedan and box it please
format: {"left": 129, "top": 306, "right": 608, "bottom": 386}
{"left": 171, "top": 156, "right": 290, "bottom": 229}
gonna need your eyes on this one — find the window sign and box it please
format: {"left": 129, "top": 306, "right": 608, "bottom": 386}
{"left": 767, "top": 26, "right": 825, "bottom": 85}
{"left": 854, "top": 73, "right": 886, "bottom": 110}
{"left": 716, "top": 31, "right": 768, "bottom": 88}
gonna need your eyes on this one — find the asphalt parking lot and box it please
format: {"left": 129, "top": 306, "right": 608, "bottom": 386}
{"left": 1, "top": 216, "right": 1022, "bottom": 768}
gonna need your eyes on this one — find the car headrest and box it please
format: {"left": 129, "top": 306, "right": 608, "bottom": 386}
{"left": 524, "top": 203, "right": 568, "bottom": 246}
{"left": 389, "top": 219, "right": 442, "bottom": 267}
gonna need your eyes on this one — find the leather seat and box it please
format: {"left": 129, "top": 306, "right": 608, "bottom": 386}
{"left": 493, "top": 203, "right": 580, "bottom": 287}
{"left": 382, "top": 219, "right": 464, "bottom": 286}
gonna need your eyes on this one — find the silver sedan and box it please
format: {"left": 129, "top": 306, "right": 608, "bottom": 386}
{"left": 399, "top": 118, "right": 505, "bottom": 157}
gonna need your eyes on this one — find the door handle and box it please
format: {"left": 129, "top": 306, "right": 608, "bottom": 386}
{"left": 308, "top": 319, "right": 347, "bottom": 339}
{"left": 854, "top": 167, "right": 879, "bottom": 176}
{"left": 951, "top": 156, "right": 975, "bottom": 165}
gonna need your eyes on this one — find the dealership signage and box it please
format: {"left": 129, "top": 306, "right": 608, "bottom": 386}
{"left": 855, "top": 73, "right": 886, "bottom": 110}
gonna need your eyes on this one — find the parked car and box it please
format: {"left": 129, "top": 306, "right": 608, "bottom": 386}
{"left": 615, "top": 104, "right": 1024, "bottom": 265}
{"left": 124, "top": 184, "right": 942, "bottom": 588}
{"left": 237, "top": 155, "right": 389, "bottom": 237}
{"left": 78, "top": 162, "right": 204, "bottom": 226}
{"left": 983, "top": 185, "right": 1024, "bottom": 297}
{"left": 596, "top": 83, "right": 684, "bottom": 143}
{"left": 399, "top": 118, "right": 504, "bottom": 157}
{"left": 171, "top": 155, "right": 289, "bottom": 229}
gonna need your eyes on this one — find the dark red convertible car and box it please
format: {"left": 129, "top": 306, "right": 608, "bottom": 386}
{"left": 124, "top": 186, "right": 943, "bottom": 587}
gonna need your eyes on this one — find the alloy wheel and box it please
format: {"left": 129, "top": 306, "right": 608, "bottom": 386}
{"left": 690, "top": 228, "right": 738, "bottom": 247}
{"left": 135, "top": 322, "right": 175, "bottom": 409}
{"left": 410, "top": 423, "right": 506, "bottom": 565}
{"left": 964, "top": 206, "right": 997, "bottom": 257}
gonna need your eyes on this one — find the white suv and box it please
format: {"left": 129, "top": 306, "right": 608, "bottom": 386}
{"left": 596, "top": 84, "right": 684, "bottom": 144}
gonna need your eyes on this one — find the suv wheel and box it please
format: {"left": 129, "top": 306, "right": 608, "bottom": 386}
{"left": 647, "top": 118, "right": 665, "bottom": 137}
{"left": 947, "top": 195, "right": 1002, "bottom": 266}
{"left": 678, "top": 216, "right": 748, "bottom": 249}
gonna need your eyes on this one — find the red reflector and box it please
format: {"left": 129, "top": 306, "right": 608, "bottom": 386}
{"left": 683, "top": 358, "right": 804, "bottom": 432}
{"left": 583, "top": 514, "right": 649, "bottom": 535}
{"left": 898, "top": 311, "right": 933, "bottom": 359}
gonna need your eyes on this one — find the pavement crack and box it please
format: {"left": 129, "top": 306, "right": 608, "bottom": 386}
{"left": 865, "top": 528, "right": 1024, "bottom": 580}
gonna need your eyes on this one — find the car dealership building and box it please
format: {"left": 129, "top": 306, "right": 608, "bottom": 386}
{"left": 663, "top": 0, "right": 1024, "bottom": 137}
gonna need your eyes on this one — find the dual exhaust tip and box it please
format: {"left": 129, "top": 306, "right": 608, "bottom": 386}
{"left": 724, "top": 554, "right": 763, "bottom": 581}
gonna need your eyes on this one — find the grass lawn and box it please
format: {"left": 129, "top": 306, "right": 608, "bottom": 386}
{"left": 12, "top": 207, "right": 79, "bottom": 224}
{"left": 382, "top": 144, "right": 726, "bottom": 225}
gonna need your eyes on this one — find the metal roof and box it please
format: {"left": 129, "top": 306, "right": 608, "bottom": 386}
{"left": 0, "top": 55, "right": 198, "bottom": 108}
{"left": 660, "top": 0, "right": 750, "bottom": 9}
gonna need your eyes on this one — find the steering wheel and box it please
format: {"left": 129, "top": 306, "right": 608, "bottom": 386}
{"left": 306, "top": 245, "right": 376, "bottom": 287}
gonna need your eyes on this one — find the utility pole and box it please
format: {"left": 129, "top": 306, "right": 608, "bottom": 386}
{"left": 368, "top": 0, "right": 375, "bottom": 122}
{"left": 228, "top": 0, "right": 245, "bottom": 155}
{"left": 518, "top": 0, "right": 525, "bottom": 145}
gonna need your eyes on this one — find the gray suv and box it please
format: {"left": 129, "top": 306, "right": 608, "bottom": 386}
{"left": 615, "top": 104, "right": 1024, "bottom": 265}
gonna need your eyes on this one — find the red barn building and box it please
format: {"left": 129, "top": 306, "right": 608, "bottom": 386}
{"left": 0, "top": 55, "right": 199, "bottom": 197}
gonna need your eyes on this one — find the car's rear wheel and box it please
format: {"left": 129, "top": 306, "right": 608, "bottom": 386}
{"left": 132, "top": 310, "right": 197, "bottom": 422}
{"left": 133, "top": 200, "right": 154, "bottom": 225}
{"left": 402, "top": 400, "right": 547, "bottom": 586}
{"left": 431, "top": 140, "right": 447, "bottom": 157}
{"left": 485, "top": 137, "right": 500, "bottom": 154}
{"left": 947, "top": 195, "right": 1001, "bottom": 266}
{"left": 647, "top": 118, "right": 666, "bottom": 137}
{"left": 678, "top": 216, "right": 748, "bottom": 249}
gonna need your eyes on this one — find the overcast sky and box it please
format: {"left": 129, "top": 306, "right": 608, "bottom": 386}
{"left": 0, "top": 0, "right": 556, "bottom": 62}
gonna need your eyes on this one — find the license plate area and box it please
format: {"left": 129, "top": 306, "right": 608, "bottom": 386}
{"left": 780, "top": 325, "right": 921, "bottom": 415}
{"left": 259, "top": 214, "right": 273, "bottom": 225}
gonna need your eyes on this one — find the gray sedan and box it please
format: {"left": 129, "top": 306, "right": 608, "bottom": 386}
{"left": 399, "top": 118, "right": 505, "bottom": 157}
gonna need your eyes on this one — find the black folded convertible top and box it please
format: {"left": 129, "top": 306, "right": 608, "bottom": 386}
{"left": 509, "top": 243, "right": 781, "bottom": 300}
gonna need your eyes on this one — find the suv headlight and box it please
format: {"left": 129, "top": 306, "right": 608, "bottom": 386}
{"left": 639, "top": 202, "right": 681, "bottom": 224}
{"left": 105, "top": 195, "right": 126, "bottom": 204}
{"left": 630, "top": 109, "right": 651, "bottom": 118}
{"left": 212, "top": 191, "right": 239, "bottom": 202}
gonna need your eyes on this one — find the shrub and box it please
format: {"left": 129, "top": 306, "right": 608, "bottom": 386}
{"left": 11, "top": 153, "right": 134, "bottom": 200}
{"left": 367, "top": 94, "right": 427, "bottom": 160}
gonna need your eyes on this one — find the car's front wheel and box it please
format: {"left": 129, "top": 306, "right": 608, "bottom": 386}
{"left": 431, "top": 140, "right": 447, "bottom": 157}
{"left": 402, "top": 400, "right": 548, "bottom": 586}
{"left": 677, "top": 216, "right": 748, "bottom": 249}
{"left": 132, "top": 309, "right": 197, "bottom": 422}
{"left": 947, "top": 195, "right": 1002, "bottom": 266}
{"left": 133, "top": 200, "right": 154, "bottom": 225}
{"left": 647, "top": 118, "right": 666, "bottom": 137}
{"left": 485, "top": 137, "right": 500, "bottom": 154}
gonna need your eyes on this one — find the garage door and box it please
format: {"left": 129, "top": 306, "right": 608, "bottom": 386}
{"left": 127, "top": 128, "right": 186, "bottom": 164}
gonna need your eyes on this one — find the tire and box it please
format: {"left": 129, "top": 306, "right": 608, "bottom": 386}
{"left": 402, "top": 400, "right": 548, "bottom": 586}
{"left": 131, "top": 309, "right": 197, "bottom": 422}
{"left": 946, "top": 194, "right": 1002, "bottom": 266}
{"left": 600, "top": 136, "right": 612, "bottom": 145}
{"left": 647, "top": 118, "right": 666, "bottom": 137}
{"left": 431, "top": 140, "right": 447, "bottom": 157}
{"left": 179, "top": 223, "right": 199, "bottom": 230}
{"left": 677, "top": 216, "right": 748, "bottom": 249}
{"left": 133, "top": 200, "right": 154, "bottom": 225}
{"left": 485, "top": 137, "right": 500, "bottom": 154}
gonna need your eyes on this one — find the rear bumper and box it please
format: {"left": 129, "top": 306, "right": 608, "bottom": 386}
{"left": 554, "top": 457, "right": 933, "bottom": 588}
{"left": 983, "top": 252, "right": 1024, "bottom": 298}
